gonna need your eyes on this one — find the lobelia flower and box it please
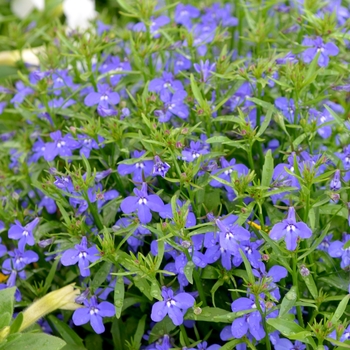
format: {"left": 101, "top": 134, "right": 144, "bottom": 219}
{"left": 133, "top": 16, "right": 170, "bottom": 38}
{"left": 72, "top": 295, "right": 114, "bottom": 334}
{"left": 252, "top": 265, "right": 288, "bottom": 301}
{"left": 302, "top": 36, "right": 339, "bottom": 67}
{"left": 120, "top": 182, "right": 165, "bottom": 224}
{"left": 51, "top": 70, "right": 78, "bottom": 95}
{"left": 117, "top": 150, "right": 154, "bottom": 182}
{"left": 215, "top": 217, "right": 250, "bottom": 254}
{"left": 38, "top": 191, "right": 57, "bottom": 214}
{"left": 159, "top": 200, "right": 196, "bottom": 228}
{"left": 233, "top": 240, "right": 264, "bottom": 270}
{"left": 96, "top": 20, "right": 111, "bottom": 36}
{"left": 270, "top": 207, "right": 312, "bottom": 251}
{"left": 0, "top": 102, "right": 7, "bottom": 114}
{"left": 154, "top": 90, "right": 189, "bottom": 122}
{"left": 275, "top": 339, "right": 306, "bottom": 350}
{"left": 275, "top": 97, "right": 298, "bottom": 123}
{"left": 152, "top": 155, "right": 170, "bottom": 178}
{"left": 230, "top": 297, "right": 265, "bottom": 341}
{"left": 8, "top": 217, "right": 39, "bottom": 250}
{"left": 182, "top": 141, "right": 210, "bottom": 162}
{"left": 316, "top": 233, "right": 333, "bottom": 252}
{"left": 194, "top": 60, "right": 216, "bottom": 83}
{"left": 84, "top": 83, "right": 120, "bottom": 117}
{"left": 276, "top": 52, "right": 298, "bottom": 64}
{"left": 151, "top": 287, "right": 195, "bottom": 326}
{"left": 189, "top": 22, "right": 216, "bottom": 56}
{"left": 98, "top": 55, "right": 131, "bottom": 86}
{"left": 0, "top": 237, "right": 6, "bottom": 259}
{"left": 328, "top": 324, "right": 350, "bottom": 343}
{"left": 173, "top": 54, "right": 192, "bottom": 74}
{"left": 2, "top": 246, "right": 39, "bottom": 281}
{"left": 113, "top": 217, "right": 150, "bottom": 252}
{"left": 328, "top": 234, "right": 350, "bottom": 269}
{"left": 60, "top": 236, "right": 100, "bottom": 277}
{"left": 77, "top": 134, "right": 104, "bottom": 158}
{"left": 309, "top": 108, "right": 333, "bottom": 139}
{"left": 149, "top": 72, "right": 184, "bottom": 101}
{"left": 10, "top": 81, "right": 34, "bottom": 106}
{"left": 43, "top": 131, "right": 80, "bottom": 161}
{"left": 174, "top": 4, "right": 200, "bottom": 29}
{"left": 330, "top": 170, "right": 341, "bottom": 191}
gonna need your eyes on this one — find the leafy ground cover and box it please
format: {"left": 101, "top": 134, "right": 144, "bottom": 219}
{"left": 0, "top": 0, "right": 350, "bottom": 349}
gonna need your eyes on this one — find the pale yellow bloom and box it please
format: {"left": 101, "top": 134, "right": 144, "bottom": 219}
{"left": 20, "top": 284, "right": 82, "bottom": 332}
{"left": 0, "top": 47, "right": 44, "bottom": 66}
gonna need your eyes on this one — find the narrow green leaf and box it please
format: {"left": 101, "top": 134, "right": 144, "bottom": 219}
{"left": 256, "top": 106, "right": 273, "bottom": 137}
{"left": 47, "top": 315, "right": 85, "bottom": 347}
{"left": 190, "top": 74, "right": 204, "bottom": 106}
{"left": 9, "top": 312, "right": 23, "bottom": 334}
{"left": 330, "top": 294, "right": 349, "bottom": 324}
{"left": 2, "top": 333, "right": 66, "bottom": 350}
{"left": 184, "top": 261, "right": 194, "bottom": 284}
{"left": 239, "top": 249, "right": 255, "bottom": 284}
{"left": 114, "top": 275, "right": 125, "bottom": 318}
{"left": 150, "top": 280, "right": 162, "bottom": 301}
{"left": 302, "top": 273, "right": 318, "bottom": 299}
{"left": 0, "top": 287, "right": 15, "bottom": 323}
{"left": 261, "top": 150, "right": 274, "bottom": 187}
{"left": 42, "top": 258, "right": 60, "bottom": 295}
{"left": 91, "top": 261, "right": 112, "bottom": 292}
{"left": 279, "top": 286, "right": 297, "bottom": 318}
{"left": 133, "top": 315, "right": 147, "bottom": 347}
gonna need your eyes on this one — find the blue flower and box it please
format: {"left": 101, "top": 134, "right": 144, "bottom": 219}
{"left": 8, "top": 218, "right": 39, "bottom": 250}
{"left": 60, "top": 237, "right": 100, "bottom": 277}
{"left": 152, "top": 155, "right": 170, "bottom": 178}
{"left": 270, "top": 207, "right": 312, "bottom": 251}
{"left": 328, "top": 234, "right": 350, "bottom": 269}
{"left": 302, "top": 36, "right": 339, "bottom": 67}
{"left": 151, "top": 287, "right": 195, "bottom": 326}
{"left": 330, "top": 169, "right": 341, "bottom": 191}
{"left": 230, "top": 297, "right": 265, "bottom": 341}
{"left": 120, "top": 182, "right": 165, "bottom": 224}
{"left": 72, "top": 296, "right": 115, "bottom": 334}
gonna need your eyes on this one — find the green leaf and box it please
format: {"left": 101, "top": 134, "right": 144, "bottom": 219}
{"left": 47, "top": 315, "right": 84, "bottom": 347}
{"left": 288, "top": 332, "right": 317, "bottom": 348}
{"left": 42, "top": 258, "right": 60, "bottom": 295}
{"left": 90, "top": 261, "right": 112, "bottom": 292}
{"left": 149, "top": 316, "right": 176, "bottom": 343}
{"left": 134, "top": 276, "right": 152, "bottom": 300}
{"left": 201, "top": 266, "right": 219, "bottom": 279}
{"left": 330, "top": 294, "right": 349, "bottom": 324}
{"left": 319, "top": 204, "right": 348, "bottom": 219}
{"left": 301, "top": 273, "right": 318, "bottom": 299}
{"left": 150, "top": 280, "right": 162, "bottom": 301}
{"left": 261, "top": 150, "right": 274, "bottom": 187}
{"left": 279, "top": 286, "right": 297, "bottom": 319}
{"left": 114, "top": 275, "right": 125, "bottom": 318}
{"left": 0, "top": 312, "right": 11, "bottom": 330}
{"left": 190, "top": 74, "right": 204, "bottom": 106}
{"left": 324, "top": 104, "right": 345, "bottom": 127}
{"left": 257, "top": 106, "right": 273, "bottom": 137}
{"left": 184, "top": 261, "right": 194, "bottom": 284}
{"left": 85, "top": 334, "right": 102, "bottom": 350}
{"left": 9, "top": 313, "right": 23, "bottom": 334}
{"left": 206, "top": 136, "right": 231, "bottom": 144}
{"left": 239, "top": 249, "right": 255, "bottom": 284}
{"left": 185, "top": 307, "right": 234, "bottom": 323}
{"left": 325, "top": 338, "right": 350, "bottom": 349}
{"left": 298, "top": 224, "right": 330, "bottom": 261}
{"left": 2, "top": 334, "right": 66, "bottom": 350}
{"left": 133, "top": 315, "right": 147, "bottom": 347}
{"left": 0, "top": 287, "right": 15, "bottom": 324}
{"left": 221, "top": 339, "right": 245, "bottom": 350}
{"left": 267, "top": 318, "right": 305, "bottom": 336}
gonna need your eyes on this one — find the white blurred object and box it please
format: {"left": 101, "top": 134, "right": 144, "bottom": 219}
{"left": 11, "top": 0, "right": 44, "bottom": 19}
{"left": 63, "top": 0, "right": 97, "bottom": 30}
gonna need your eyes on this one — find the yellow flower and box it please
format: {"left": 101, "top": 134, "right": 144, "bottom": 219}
{"left": 20, "top": 284, "right": 82, "bottom": 332}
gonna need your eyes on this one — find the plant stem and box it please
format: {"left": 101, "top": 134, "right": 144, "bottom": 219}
{"left": 292, "top": 255, "right": 305, "bottom": 327}
{"left": 193, "top": 268, "right": 207, "bottom": 307}
{"left": 179, "top": 324, "right": 190, "bottom": 346}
